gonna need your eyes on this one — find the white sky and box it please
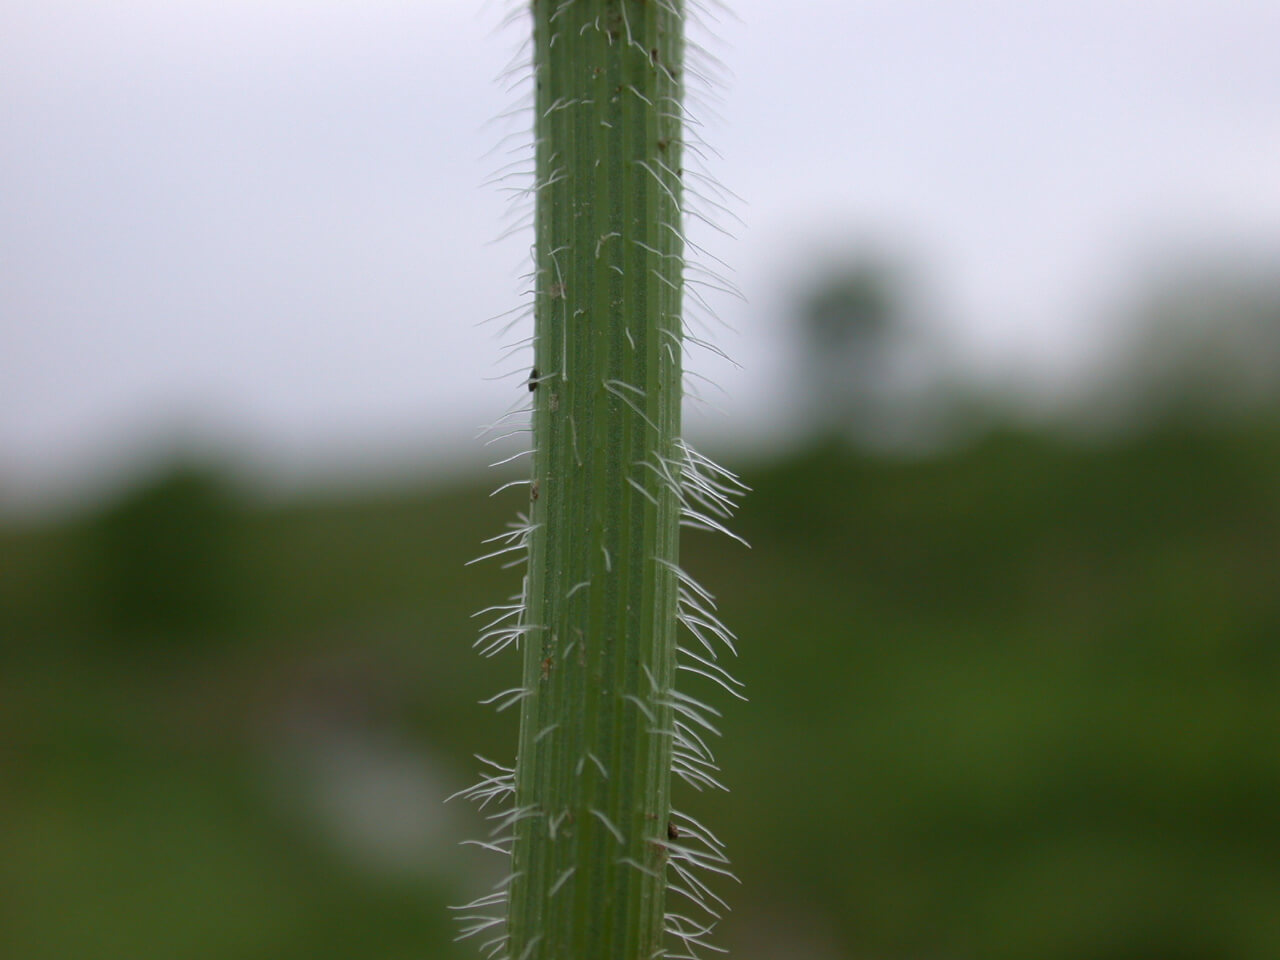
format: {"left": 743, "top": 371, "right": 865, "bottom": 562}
{"left": 4, "top": 0, "right": 1280, "bottom": 513}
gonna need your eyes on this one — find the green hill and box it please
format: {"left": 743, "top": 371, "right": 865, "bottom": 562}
{"left": 3, "top": 419, "right": 1278, "bottom": 959}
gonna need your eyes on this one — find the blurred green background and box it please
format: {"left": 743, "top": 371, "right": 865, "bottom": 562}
{"left": 4, "top": 260, "right": 1280, "bottom": 960}
{"left": 7, "top": 3, "right": 1280, "bottom": 956}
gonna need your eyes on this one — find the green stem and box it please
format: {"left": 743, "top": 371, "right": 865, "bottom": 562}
{"left": 507, "top": 3, "right": 685, "bottom": 959}
{"left": 457, "top": 3, "right": 743, "bottom": 958}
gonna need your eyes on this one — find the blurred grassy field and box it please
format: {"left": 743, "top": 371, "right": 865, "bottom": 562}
{"left": 3, "top": 419, "right": 1279, "bottom": 959}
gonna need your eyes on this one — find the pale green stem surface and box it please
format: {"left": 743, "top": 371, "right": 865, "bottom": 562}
{"left": 506, "top": 2, "right": 686, "bottom": 958}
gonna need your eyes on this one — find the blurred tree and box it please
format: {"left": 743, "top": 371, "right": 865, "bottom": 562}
{"left": 793, "top": 254, "right": 968, "bottom": 451}
{"left": 88, "top": 462, "right": 245, "bottom": 649}
{"left": 798, "top": 258, "right": 899, "bottom": 442}
{"left": 1118, "top": 256, "right": 1280, "bottom": 426}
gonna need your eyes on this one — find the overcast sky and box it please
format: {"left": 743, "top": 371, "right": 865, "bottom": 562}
{"left": 4, "top": 0, "right": 1280, "bottom": 513}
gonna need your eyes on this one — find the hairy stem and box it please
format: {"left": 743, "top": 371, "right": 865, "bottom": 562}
{"left": 507, "top": 2, "right": 685, "bottom": 958}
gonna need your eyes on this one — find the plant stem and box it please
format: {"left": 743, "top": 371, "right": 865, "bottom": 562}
{"left": 505, "top": 2, "right": 686, "bottom": 958}
{"left": 457, "top": 2, "right": 743, "bottom": 956}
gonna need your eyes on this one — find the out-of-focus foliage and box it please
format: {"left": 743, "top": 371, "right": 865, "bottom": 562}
{"left": 86, "top": 464, "right": 245, "bottom": 647}
{"left": 1118, "top": 262, "right": 1280, "bottom": 426}
{"left": 793, "top": 255, "right": 970, "bottom": 453}
{"left": 3, "top": 405, "right": 1279, "bottom": 959}
{"left": 721, "top": 424, "right": 1280, "bottom": 960}
{"left": 799, "top": 260, "right": 898, "bottom": 438}
{"left": 3, "top": 250, "right": 1278, "bottom": 959}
